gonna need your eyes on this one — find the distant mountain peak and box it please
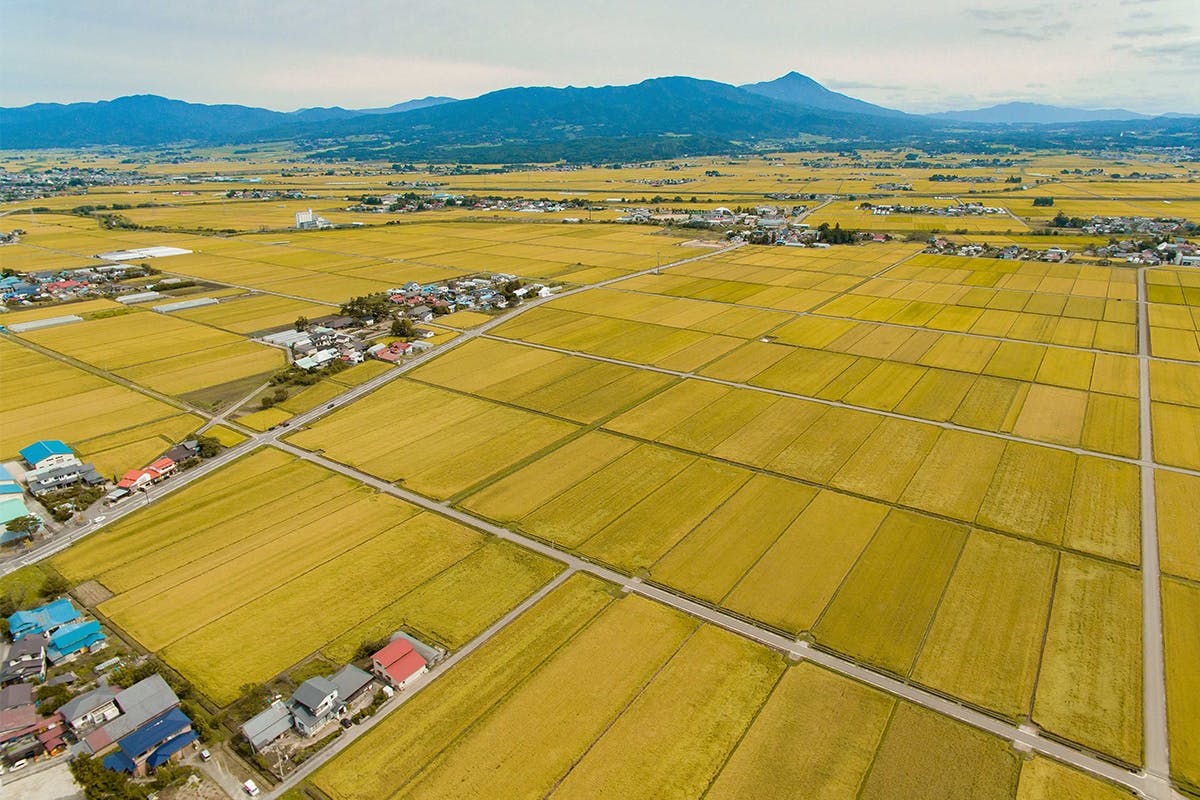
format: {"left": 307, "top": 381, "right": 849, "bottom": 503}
{"left": 739, "top": 72, "right": 907, "bottom": 118}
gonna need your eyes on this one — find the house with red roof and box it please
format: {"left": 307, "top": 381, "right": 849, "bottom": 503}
{"left": 116, "top": 457, "right": 176, "bottom": 490}
{"left": 370, "top": 638, "right": 427, "bottom": 690}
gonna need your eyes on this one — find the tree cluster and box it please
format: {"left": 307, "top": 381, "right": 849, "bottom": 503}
{"left": 340, "top": 293, "right": 394, "bottom": 320}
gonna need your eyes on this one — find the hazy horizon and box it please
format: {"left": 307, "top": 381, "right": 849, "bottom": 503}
{"left": 3, "top": 0, "right": 1198, "bottom": 115}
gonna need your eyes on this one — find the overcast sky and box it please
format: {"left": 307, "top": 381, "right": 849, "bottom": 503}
{"left": 3, "top": 0, "right": 1197, "bottom": 113}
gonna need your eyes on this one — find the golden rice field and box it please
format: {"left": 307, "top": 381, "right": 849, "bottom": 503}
{"left": 0, "top": 338, "right": 200, "bottom": 460}
{"left": 310, "top": 317, "right": 1140, "bottom": 768}
{"left": 170, "top": 292, "right": 332, "bottom": 334}
{"left": 309, "top": 572, "right": 1124, "bottom": 800}
{"left": 17, "top": 170, "right": 1196, "bottom": 791}
{"left": 8, "top": 213, "right": 700, "bottom": 305}
{"left": 1162, "top": 577, "right": 1200, "bottom": 794}
{"left": 16, "top": 307, "right": 283, "bottom": 398}
{"left": 52, "top": 449, "right": 561, "bottom": 705}
{"left": 809, "top": 200, "right": 1030, "bottom": 234}
{"left": 286, "top": 379, "right": 579, "bottom": 500}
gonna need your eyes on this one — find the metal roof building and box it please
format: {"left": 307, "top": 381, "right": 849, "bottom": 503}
{"left": 18, "top": 440, "right": 74, "bottom": 469}
{"left": 153, "top": 297, "right": 219, "bottom": 313}
{"left": 7, "top": 316, "right": 83, "bottom": 333}
{"left": 240, "top": 700, "right": 293, "bottom": 752}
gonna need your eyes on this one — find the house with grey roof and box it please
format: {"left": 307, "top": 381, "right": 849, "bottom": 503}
{"left": 288, "top": 676, "right": 341, "bottom": 737}
{"left": 82, "top": 674, "right": 180, "bottom": 755}
{"left": 60, "top": 685, "right": 121, "bottom": 731}
{"left": 240, "top": 700, "right": 293, "bottom": 752}
{"left": 0, "top": 635, "right": 46, "bottom": 685}
{"left": 329, "top": 665, "right": 372, "bottom": 705}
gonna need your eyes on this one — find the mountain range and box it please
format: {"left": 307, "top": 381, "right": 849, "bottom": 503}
{"left": 0, "top": 73, "right": 1193, "bottom": 158}
{"left": 926, "top": 101, "right": 1151, "bottom": 124}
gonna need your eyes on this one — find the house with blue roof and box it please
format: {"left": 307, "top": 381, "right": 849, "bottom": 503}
{"left": 18, "top": 440, "right": 77, "bottom": 471}
{"left": 102, "top": 707, "right": 195, "bottom": 775}
{"left": 47, "top": 619, "right": 106, "bottom": 663}
{"left": 0, "top": 480, "right": 23, "bottom": 496}
{"left": 7, "top": 597, "right": 81, "bottom": 638}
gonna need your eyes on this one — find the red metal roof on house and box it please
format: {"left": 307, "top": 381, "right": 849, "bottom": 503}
{"left": 372, "top": 637, "right": 414, "bottom": 665}
{"left": 149, "top": 457, "right": 174, "bottom": 471}
{"left": 385, "top": 650, "right": 427, "bottom": 685}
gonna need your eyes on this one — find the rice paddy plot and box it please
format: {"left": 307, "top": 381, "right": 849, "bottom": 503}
{"left": 0, "top": 338, "right": 196, "bottom": 459}
{"left": 286, "top": 379, "right": 578, "bottom": 500}
{"left": 911, "top": 531, "right": 1057, "bottom": 720}
{"left": 51, "top": 449, "right": 560, "bottom": 706}
{"left": 1162, "top": 577, "right": 1200, "bottom": 794}
{"left": 1032, "top": 554, "right": 1142, "bottom": 765}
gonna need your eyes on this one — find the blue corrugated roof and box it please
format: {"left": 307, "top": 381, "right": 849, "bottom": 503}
{"left": 0, "top": 482, "right": 24, "bottom": 494}
{"left": 8, "top": 597, "right": 81, "bottom": 636}
{"left": 102, "top": 750, "right": 137, "bottom": 773}
{"left": 18, "top": 440, "right": 73, "bottom": 465}
{"left": 147, "top": 730, "right": 199, "bottom": 768}
{"left": 47, "top": 619, "right": 104, "bottom": 659}
{"left": 118, "top": 707, "right": 192, "bottom": 758}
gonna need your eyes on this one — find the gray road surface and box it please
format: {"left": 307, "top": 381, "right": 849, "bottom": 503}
{"left": 1136, "top": 268, "right": 1172, "bottom": 800}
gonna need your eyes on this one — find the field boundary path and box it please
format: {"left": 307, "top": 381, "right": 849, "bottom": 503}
{"left": 1136, "top": 267, "right": 1172, "bottom": 799}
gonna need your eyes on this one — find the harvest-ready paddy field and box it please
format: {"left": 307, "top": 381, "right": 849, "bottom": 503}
{"left": 51, "top": 449, "right": 562, "bottom": 705}
{"left": 11, "top": 149, "right": 1195, "bottom": 796}
{"left": 309, "top": 574, "right": 1129, "bottom": 800}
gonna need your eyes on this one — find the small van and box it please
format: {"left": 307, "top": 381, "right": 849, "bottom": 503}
{"left": 243, "top": 779, "right": 260, "bottom": 796}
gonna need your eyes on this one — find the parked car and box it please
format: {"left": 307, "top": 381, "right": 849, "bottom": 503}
{"left": 243, "top": 779, "right": 260, "bottom": 797}
{"left": 199, "top": 748, "right": 211, "bottom": 761}
{"left": 340, "top": 717, "right": 352, "bottom": 729}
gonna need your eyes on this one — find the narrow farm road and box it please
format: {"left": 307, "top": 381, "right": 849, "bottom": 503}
{"left": 1136, "top": 267, "right": 1172, "bottom": 800}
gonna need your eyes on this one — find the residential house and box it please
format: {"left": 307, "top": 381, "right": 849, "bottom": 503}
{"left": 240, "top": 700, "right": 293, "bottom": 752}
{"left": 116, "top": 457, "right": 174, "bottom": 491}
{"left": 370, "top": 638, "right": 428, "bottom": 690}
{"left": 0, "top": 496, "right": 40, "bottom": 544}
{"left": 0, "top": 683, "right": 34, "bottom": 711}
{"left": 407, "top": 305, "right": 433, "bottom": 322}
{"left": 59, "top": 685, "right": 122, "bottom": 731}
{"left": 371, "top": 341, "right": 410, "bottom": 363}
{"left": 18, "top": 440, "right": 77, "bottom": 471}
{"left": 101, "top": 707, "right": 196, "bottom": 775}
{"left": 0, "top": 636, "right": 47, "bottom": 685}
{"left": 83, "top": 674, "right": 181, "bottom": 755}
{"left": 8, "top": 598, "right": 82, "bottom": 638}
{"left": 329, "top": 665, "right": 372, "bottom": 706}
{"left": 0, "top": 704, "right": 39, "bottom": 745}
{"left": 163, "top": 440, "right": 200, "bottom": 464}
{"left": 47, "top": 619, "right": 106, "bottom": 663}
{"left": 27, "top": 461, "right": 104, "bottom": 495}
{"left": 288, "top": 676, "right": 341, "bottom": 736}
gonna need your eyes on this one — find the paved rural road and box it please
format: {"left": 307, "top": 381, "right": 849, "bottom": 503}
{"left": 1136, "top": 267, "right": 1172, "bottom": 799}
